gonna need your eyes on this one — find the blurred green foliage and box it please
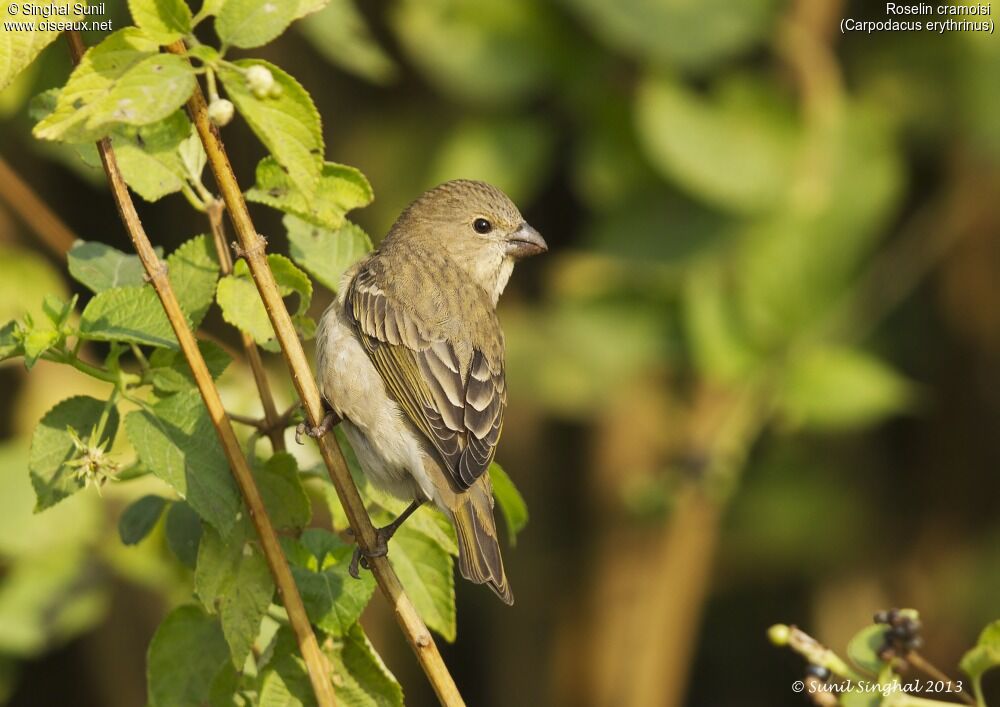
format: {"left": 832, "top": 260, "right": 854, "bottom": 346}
{"left": 0, "top": 0, "right": 999, "bottom": 705}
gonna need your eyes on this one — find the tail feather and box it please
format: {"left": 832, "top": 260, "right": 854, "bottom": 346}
{"left": 451, "top": 481, "right": 513, "bottom": 605}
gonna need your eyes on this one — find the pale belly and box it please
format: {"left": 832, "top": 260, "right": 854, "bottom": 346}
{"left": 315, "top": 301, "right": 435, "bottom": 504}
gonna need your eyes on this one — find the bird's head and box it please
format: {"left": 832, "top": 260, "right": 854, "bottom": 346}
{"left": 386, "top": 180, "right": 547, "bottom": 304}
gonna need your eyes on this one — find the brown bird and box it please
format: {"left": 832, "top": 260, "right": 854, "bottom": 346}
{"left": 310, "top": 180, "right": 546, "bottom": 604}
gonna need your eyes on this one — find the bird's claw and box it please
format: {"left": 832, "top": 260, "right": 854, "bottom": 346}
{"left": 348, "top": 535, "right": 388, "bottom": 580}
{"left": 294, "top": 411, "right": 339, "bottom": 445}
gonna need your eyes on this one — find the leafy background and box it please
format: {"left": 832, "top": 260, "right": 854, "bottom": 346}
{"left": 1, "top": 0, "right": 1000, "bottom": 705}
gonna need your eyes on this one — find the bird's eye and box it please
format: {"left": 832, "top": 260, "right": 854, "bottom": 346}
{"left": 473, "top": 218, "right": 493, "bottom": 234}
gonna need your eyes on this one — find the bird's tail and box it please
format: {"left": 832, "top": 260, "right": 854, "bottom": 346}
{"left": 451, "top": 477, "right": 513, "bottom": 605}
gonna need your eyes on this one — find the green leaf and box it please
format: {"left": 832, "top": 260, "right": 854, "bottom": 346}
{"left": 563, "top": 0, "right": 780, "bottom": 71}
{"left": 0, "top": 2, "right": 86, "bottom": 92}
{"left": 0, "top": 321, "right": 23, "bottom": 362}
{"left": 80, "top": 285, "right": 178, "bottom": 349}
{"left": 635, "top": 74, "right": 797, "bottom": 214}
{"left": 960, "top": 620, "right": 1000, "bottom": 686}
{"left": 287, "top": 529, "right": 375, "bottom": 636}
{"left": 847, "top": 624, "right": 889, "bottom": 674}
{"left": 258, "top": 623, "right": 402, "bottom": 707}
{"left": 488, "top": 462, "right": 527, "bottom": 546}
{"left": 29, "top": 396, "right": 119, "bottom": 511}
{"left": 256, "top": 452, "right": 311, "bottom": 531}
{"left": 246, "top": 157, "right": 373, "bottom": 231}
{"left": 68, "top": 241, "right": 149, "bottom": 293}
{"left": 129, "top": 0, "right": 193, "bottom": 43}
{"left": 778, "top": 347, "right": 914, "bottom": 431}
{"left": 165, "top": 501, "right": 203, "bottom": 568}
{"left": 683, "top": 263, "right": 759, "bottom": 383}
{"left": 119, "top": 494, "right": 168, "bottom": 545}
{"left": 125, "top": 389, "right": 241, "bottom": 535}
{"left": 85, "top": 53, "right": 196, "bottom": 132}
{"left": 33, "top": 29, "right": 187, "bottom": 142}
{"left": 148, "top": 340, "right": 232, "bottom": 393}
{"left": 147, "top": 605, "right": 230, "bottom": 707}
{"left": 167, "top": 235, "right": 221, "bottom": 328}
{"left": 217, "top": 60, "right": 323, "bottom": 196}
{"left": 196, "top": 522, "right": 275, "bottom": 666}
{"left": 389, "top": 521, "right": 456, "bottom": 642}
{"left": 428, "top": 116, "right": 554, "bottom": 206}
{"left": 111, "top": 111, "right": 197, "bottom": 202}
{"left": 391, "top": 0, "right": 556, "bottom": 105}
{"left": 328, "top": 623, "right": 404, "bottom": 707}
{"left": 216, "top": 255, "right": 313, "bottom": 350}
{"left": 216, "top": 0, "right": 301, "bottom": 48}
{"left": 299, "top": 0, "right": 397, "bottom": 84}
{"left": 22, "top": 327, "right": 59, "bottom": 369}
{"left": 285, "top": 215, "right": 371, "bottom": 293}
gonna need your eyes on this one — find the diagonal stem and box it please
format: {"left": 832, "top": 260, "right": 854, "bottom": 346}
{"left": 166, "top": 40, "right": 466, "bottom": 707}
{"left": 64, "top": 31, "right": 336, "bottom": 707}
{"left": 205, "top": 197, "right": 286, "bottom": 452}
{"left": 0, "top": 155, "right": 78, "bottom": 255}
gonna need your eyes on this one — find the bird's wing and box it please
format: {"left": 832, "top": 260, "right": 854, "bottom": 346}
{"left": 346, "top": 264, "right": 505, "bottom": 490}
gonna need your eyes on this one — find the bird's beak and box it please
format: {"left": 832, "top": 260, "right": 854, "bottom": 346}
{"left": 505, "top": 222, "right": 547, "bottom": 260}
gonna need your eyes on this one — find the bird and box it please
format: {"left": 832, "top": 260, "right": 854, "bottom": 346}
{"left": 305, "top": 179, "right": 547, "bottom": 605}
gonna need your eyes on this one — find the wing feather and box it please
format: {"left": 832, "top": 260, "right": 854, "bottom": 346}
{"left": 346, "top": 264, "right": 505, "bottom": 490}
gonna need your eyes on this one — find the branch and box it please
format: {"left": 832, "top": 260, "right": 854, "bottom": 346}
{"left": 166, "top": 40, "right": 466, "bottom": 707}
{"left": 205, "top": 197, "right": 286, "bottom": 452}
{"left": 0, "top": 156, "right": 78, "bottom": 255}
{"left": 64, "top": 31, "right": 336, "bottom": 707}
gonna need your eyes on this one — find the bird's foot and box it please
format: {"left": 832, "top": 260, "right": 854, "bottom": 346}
{"left": 347, "top": 501, "right": 424, "bottom": 579}
{"left": 295, "top": 411, "right": 339, "bottom": 445}
{"left": 348, "top": 531, "right": 389, "bottom": 579}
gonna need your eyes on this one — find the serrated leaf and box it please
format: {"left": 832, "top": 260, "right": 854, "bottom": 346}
{"left": 217, "top": 0, "right": 301, "bottom": 48}
{"left": 29, "top": 396, "right": 119, "bottom": 511}
{"left": 285, "top": 215, "right": 371, "bottom": 293}
{"left": 196, "top": 522, "right": 275, "bottom": 666}
{"left": 165, "top": 500, "right": 203, "bottom": 568}
{"left": 119, "top": 494, "right": 168, "bottom": 545}
{"left": 329, "top": 623, "right": 404, "bottom": 707}
{"left": 0, "top": 321, "right": 23, "bottom": 362}
{"left": 34, "top": 29, "right": 160, "bottom": 142}
{"left": 80, "top": 285, "right": 178, "bottom": 349}
{"left": 85, "top": 53, "right": 196, "bottom": 132}
{"left": 247, "top": 157, "right": 373, "bottom": 231}
{"left": 217, "top": 60, "right": 322, "bottom": 196}
{"left": 847, "top": 624, "right": 889, "bottom": 674}
{"left": 259, "top": 623, "right": 402, "bottom": 707}
{"left": 68, "top": 241, "right": 148, "bottom": 293}
{"left": 489, "top": 462, "right": 527, "bottom": 546}
{"left": 22, "top": 327, "right": 59, "bottom": 369}
{"left": 778, "top": 346, "right": 914, "bottom": 431}
{"left": 125, "top": 389, "right": 241, "bottom": 535}
{"left": 148, "top": 340, "right": 232, "bottom": 393}
{"left": 0, "top": 1, "right": 85, "bottom": 92}
{"left": 167, "top": 235, "right": 220, "bottom": 328}
{"left": 111, "top": 111, "right": 196, "bottom": 202}
{"left": 147, "top": 605, "right": 230, "bottom": 707}
{"left": 299, "top": 0, "right": 397, "bottom": 84}
{"left": 390, "top": 521, "right": 456, "bottom": 642}
{"left": 288, "top": 529, "right": 375, "bottom": 636}
{"left": 256, "top": 452, "right": 311, "bottom": 531}
{"left": 129, "top": 0, "right": 193, "bottom": 44}
{"left": 216, "top": 255, "right": 313, "bottom": 350}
